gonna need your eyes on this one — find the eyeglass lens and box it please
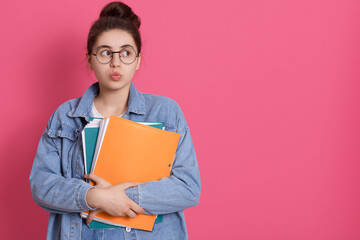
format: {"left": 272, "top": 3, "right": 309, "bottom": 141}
{"left": 96, "top": 47, "right": 137, "bottom": 64}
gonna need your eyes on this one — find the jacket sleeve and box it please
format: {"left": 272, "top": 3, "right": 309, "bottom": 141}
{"left": 29, "top": 117, "right": 95, "bottom": 214}
{"left": 125, "top": 121, "right": 201, "bottom": 215}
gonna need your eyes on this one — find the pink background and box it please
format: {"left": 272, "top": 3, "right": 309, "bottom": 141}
{"left": 1, "top": 0, "right": 360, "bottom": 239}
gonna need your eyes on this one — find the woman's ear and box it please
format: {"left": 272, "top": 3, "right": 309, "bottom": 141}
{"left": 135, "top": 53, "right": 141, "bottom": 70}
{"left": 86, "top": 53, "right": 93, "bottom": 70}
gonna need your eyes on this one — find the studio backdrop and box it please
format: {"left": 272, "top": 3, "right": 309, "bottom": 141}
{"left": 0, "top": 0, "right": 360, "bottom": 239}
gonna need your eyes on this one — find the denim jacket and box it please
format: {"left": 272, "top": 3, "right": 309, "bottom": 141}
{"left": 29, "top": 82, "right": 201, "bottom": 240}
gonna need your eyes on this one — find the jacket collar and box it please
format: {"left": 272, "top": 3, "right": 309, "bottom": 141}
{"left": 67, "top": 82, "right": 146, "bottom": 121}
{"left": 128, "top": 81, "right": 146, "bottom": 115}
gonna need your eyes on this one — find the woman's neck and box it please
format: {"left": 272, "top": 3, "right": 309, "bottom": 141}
{"left": 94, "top": 86, "right": 130, "bottom": 118}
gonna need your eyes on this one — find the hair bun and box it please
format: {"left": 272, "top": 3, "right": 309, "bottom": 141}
{"left": 99, "top": 1, "right": 141, "bottom": 29}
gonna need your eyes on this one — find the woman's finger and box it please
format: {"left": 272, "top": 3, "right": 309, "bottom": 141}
{"left": 84, "top": 174, "right": 110, "bottom": 186}
{"left": 86, "top": 209, "right": 103, "bottom": 225}
{"left": 126, "top": 209, "right": 137, "bottom": 218}
{"left": 116, "top": 181, "right": 138, "bottom": 191}
{"left": 130, "top": 201, "right": 145, "bottom": 214}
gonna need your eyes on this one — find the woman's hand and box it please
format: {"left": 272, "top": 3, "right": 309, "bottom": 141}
{"left": 85, "top": 174, "right": 145, "bottom": 224}
{"left": 84, "top": 174, "right": 112, "bottom": 224}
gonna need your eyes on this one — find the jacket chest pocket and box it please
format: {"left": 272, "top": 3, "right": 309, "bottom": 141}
{"left": 55, "top": 123, "right": 84, "bottom": 178}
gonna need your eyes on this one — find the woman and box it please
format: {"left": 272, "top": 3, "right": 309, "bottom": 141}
{"left": 29, "top": 2, "right": 201, "bottom": 239}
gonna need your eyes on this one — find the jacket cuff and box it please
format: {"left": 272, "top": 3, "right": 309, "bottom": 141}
{"left": 125, "top": 186, "right": 139, "bottom": 205}
{"left": 78, "top": 183, "right": 97, "bottom": 211}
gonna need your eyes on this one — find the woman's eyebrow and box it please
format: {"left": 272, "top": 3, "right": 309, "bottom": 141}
{"left": 96, "top": 44, "right": 134, "bottom": 51}
{"left": 96, "top": 45, "right": 111, "bottom": 51}
{"left": 120, "top": 44, "right": 133, "bottom": 49}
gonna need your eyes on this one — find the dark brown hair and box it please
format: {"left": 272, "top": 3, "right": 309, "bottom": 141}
{"left": 87, "top": 1, "right": 142, "bottom": 54}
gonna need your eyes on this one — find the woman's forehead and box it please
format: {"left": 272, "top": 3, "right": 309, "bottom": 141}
{"left": 95, "top": 29, "right": 136, "bottom": 50}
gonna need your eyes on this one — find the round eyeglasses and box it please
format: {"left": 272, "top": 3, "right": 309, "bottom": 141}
{"left": 91, "top": 46, "right": 139, "bottom": 65}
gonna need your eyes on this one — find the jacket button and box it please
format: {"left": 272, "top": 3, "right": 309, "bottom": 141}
{"left": 125, "top": 227, "right": 131, "bottom": 232}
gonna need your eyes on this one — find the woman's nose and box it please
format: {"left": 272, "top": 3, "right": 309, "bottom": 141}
{"left": 110, "top": 52, "right": 122, "bottom": 67}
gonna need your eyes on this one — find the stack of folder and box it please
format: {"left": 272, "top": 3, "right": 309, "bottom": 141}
{"left": 80, "top": 116, "right": 180, "bottom": 231}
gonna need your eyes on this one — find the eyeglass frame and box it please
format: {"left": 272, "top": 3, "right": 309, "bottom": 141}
{"left": 90, "top": 45, "right": 140, "bottom": 65}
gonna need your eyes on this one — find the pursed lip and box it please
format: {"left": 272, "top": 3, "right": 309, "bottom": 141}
{"left": 111, "top": 72, "right": 122, "bottom": 80}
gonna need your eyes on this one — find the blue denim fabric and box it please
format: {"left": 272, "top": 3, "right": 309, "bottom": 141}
{"left": 29, "top": 82, "right": 201, "bottom": 240}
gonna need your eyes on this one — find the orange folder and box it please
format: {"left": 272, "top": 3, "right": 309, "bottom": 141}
{"left": 86, "top": 115, "right": 180, "bottom": 231}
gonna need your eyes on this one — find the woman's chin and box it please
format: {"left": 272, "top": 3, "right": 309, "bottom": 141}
{"left": 99, "top": 80, "right": 131, "bottom": 92}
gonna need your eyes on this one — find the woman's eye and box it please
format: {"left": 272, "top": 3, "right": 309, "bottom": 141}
{"left": 100, "top": 50, "right": 112, "bottom": 56}
{"left": 122, "top": 50, "right": 132, "bottom": 57}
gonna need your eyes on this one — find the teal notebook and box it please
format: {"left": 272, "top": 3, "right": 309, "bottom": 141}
{"left": 81, "top": 118, "right": 165, "bottom": 229}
